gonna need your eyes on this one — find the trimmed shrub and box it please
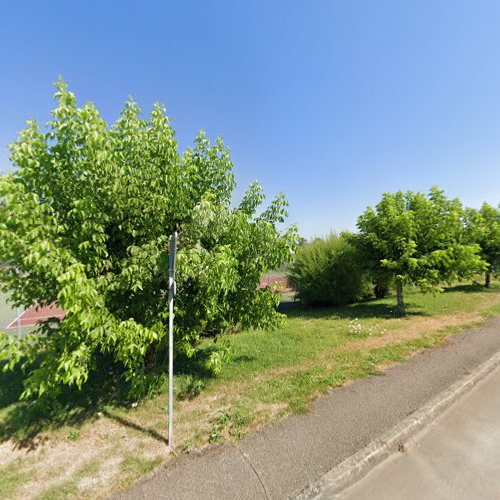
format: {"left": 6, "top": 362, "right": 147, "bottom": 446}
{"left": 287, "top": 233, "right": 372, "bottom": 306}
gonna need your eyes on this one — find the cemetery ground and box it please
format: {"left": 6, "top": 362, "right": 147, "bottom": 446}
{"left": 0, "top": 283, "right": 499, "bottom": 499}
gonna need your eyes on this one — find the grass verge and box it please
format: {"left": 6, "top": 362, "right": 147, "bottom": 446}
{"left": 0, "top": 283, "right": 499, "bottom": 498}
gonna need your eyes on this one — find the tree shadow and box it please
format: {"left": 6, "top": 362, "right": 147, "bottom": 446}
{"left": 174, "top": 347, "right": 217, "bottom": 380}
{"left": 0, "top": 357, "right": 134, "bottom": 450}
{"left": 232, "top": 354, "right": 257, "bottom": 363}
{"left": 444, "top": 283, "right": 488, "bottom": 294}
{"left": 0, "top": 346, "right": 222, "bottom": 450}
{"left": 283, "top": 299, "right": 427, "bottom": 321}
{"left": 277, "top": 299, "right": 300, "bottom": 311}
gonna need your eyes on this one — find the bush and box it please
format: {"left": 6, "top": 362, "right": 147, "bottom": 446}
{"left": 0, "top": 80, "right": 298, "bottom": 400}
{"left": 287, "top": 234, "right": 372, "bottom": 306}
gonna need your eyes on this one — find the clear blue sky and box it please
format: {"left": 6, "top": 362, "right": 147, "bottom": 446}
{"left": 1, "top": 0, "right": 499, "bottom": 238}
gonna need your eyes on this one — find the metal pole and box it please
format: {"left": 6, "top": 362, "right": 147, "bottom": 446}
{"left": 167, "top": 232, "right": 177, "bottom": 452}
{"left": 16, "top": 306, "right": 21, "bottom": 339}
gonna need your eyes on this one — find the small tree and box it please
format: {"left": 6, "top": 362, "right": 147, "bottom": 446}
{"left": 464, "top": 203, "right": 500, "bottom": 287}
{"left": 352, "top": 187, "right": 486, "bottom": 315}
{"left": 0, "top": 81, "right": 298, "bottom": 399}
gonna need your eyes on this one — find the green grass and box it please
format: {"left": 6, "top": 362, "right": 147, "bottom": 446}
{"left": 120, "top": 455, "right": 164, "bottom": 479}
{"left": 0, "top": 459, "right": 32, "bottom": 499}
{"left": 209, "top": 284, "right": 495, "bottom": 381}
{"left": 0, "top": 282, "right": 498, "bottom": 498}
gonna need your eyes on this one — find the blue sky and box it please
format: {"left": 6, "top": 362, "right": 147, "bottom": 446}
{"left": 1, "top": 0, "right": 499, "bottom": 238}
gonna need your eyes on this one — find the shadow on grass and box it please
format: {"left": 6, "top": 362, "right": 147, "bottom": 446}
{"left": 283, "top": 300, "right": 426, "bottom": 321}
{"left": 232, "top": 354, "right": 257, "bottom": 363}
{"left": 102, "top": 409, "right": 169, "bottom": 445}
{"left": 0, "top": 347, "right": 220, "bottom": 450}
{"left": 444, "top": 283, "right": 489, "bottom": 294}
{"left": 284, "top": 282, "right": 493, "bottom": 321}
{"left": 0, "top": 358, "right": 134, "bottom": 450}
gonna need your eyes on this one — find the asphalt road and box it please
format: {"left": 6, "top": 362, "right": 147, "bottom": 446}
{"left": 118, "top": 317, "right": 500, "bottom": 500}
{"left": 340, "top": 362, "right": 500, "bottom": 500}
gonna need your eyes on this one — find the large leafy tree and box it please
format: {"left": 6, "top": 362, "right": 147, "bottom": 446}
{"left": 464, "top": 203, "right": 500, "bottom": 287}
{"left": 0, "top": 81, "right": 298, "bottom": 399}
{"left": 352, "top": 187, "right": 486, "bottom": 315}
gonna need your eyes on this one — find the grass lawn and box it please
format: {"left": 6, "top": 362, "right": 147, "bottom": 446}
{"left": 0, "top": 283, "right": 499, "bottom": 498}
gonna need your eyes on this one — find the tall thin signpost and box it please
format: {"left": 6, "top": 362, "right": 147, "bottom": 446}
{"left": 16, "top": 306, "right": 22, "bottom": 339}
{"left": 167, "top": 232, "right": 178, "bottom": 452}
{"left": 15, "top": 267, "right": 22, "bottom": 339}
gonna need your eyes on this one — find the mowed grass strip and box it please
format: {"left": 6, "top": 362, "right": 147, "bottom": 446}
{"left": 0, "top": 283, "right": 499, "bottom": 499}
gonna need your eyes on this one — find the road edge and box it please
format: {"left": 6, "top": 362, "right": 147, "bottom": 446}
{"left": 296, "top": 347, "right": 500, "bottom": 499}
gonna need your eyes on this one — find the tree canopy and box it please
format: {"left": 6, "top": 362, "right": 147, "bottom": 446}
{"left": 464, "top": 203, "right": 500, "bottom": 287}
{"left": 351, "top": 187, "right": 486, "bottom": 314}
{"left": 0, "top": 80, "right": 298, "bottom": 399}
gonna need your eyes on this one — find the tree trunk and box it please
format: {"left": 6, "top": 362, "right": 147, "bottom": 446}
{"left": 395, "top": 282, "right": 406, "bottom": 316}
{"left": 144, "top": 342, "right": 158, "bottom": 372}
{"left": 374, "top": 280, "right": 389, "bottom": 299}
{"left": 485, "top": 271, "right": 491, "bottom": 288}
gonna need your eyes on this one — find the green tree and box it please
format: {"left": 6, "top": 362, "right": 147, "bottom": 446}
{"left": 0, "top": 80, "right": 298, "bottom": 399}
{"left": 464, "top": 203, "right": 500, "bottom": 287}
{"left": 352, "top": 187, "right": 486, "bottom": 315}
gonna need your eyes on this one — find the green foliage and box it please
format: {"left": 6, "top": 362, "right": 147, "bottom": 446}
{"left": 464, "top": 203, "right": 500, "bottom": 286}
{"left": 351, "top": 187, "right": 486, "bottom": 313}
{"left": 67, "top": 430, "right": 80, "bottom": 441}
{"left": 0, "top": 80, "right": 298, "bottom": 400}
{"left": 287, "top": 233, "right": 372, "bottom": 306}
